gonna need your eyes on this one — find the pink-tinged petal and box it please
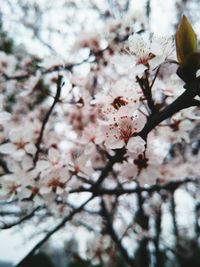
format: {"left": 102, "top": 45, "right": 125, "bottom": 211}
{"left": 21, "top": 155, "right": 33, "bottom": 171}
{"left": 128, "top": 34, "right": 148, "bottom": 54}
{"left": 40, "top": 186, "right": 51, "bottom": 194}
{"left": 120, "top": 162, "right": 137, "bottom": 179}
{"left": 1, "top": 174, "right": 15, "bottom": 181}
{"left": 0, "top": 143, "right": 16, "bottom": 154}
{"left": 48, "top": 147, "right": 60, "bottom": 163}
{"left": 13, "top": 149, "right": 25, "bottom": 160}
{"left": 36, "top": 160, "right": 50, "bottom": 171}
{"left": 132, "top": 111, "right": 147, "bottom": 132}
{"left": 56, "top": 187, "right": 64, "bottom": 194}
{"left": 33, "top": 195, "right": 44, "bottom": 205}
{"left": 22, "top": 129, "right": 33, "bottom": 142}
{"left": 6, "top": 159, "right": 21, "bottom": 173}
{"left": 104, "top": 137, "right": 124, "bottom": 149}
{"left": 9, "top": 129, "right": 21, "bottom": 143}
{"left": 149, "top": 55, "right": 165, "bottom": 69}
{"left": 127, "top": 136, "right": 146, "bottom": 154}
{"left": 25, "top": 143, "right": 37, "bottom": 155}
{"left": 0, "top": 111, "right": 11, "bottom": 121}
{"left": 112, "top": 55, "right": 136, "bottom": 69}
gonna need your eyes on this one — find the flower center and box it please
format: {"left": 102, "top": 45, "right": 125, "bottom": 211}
{"left": 112, "top": 96, "right": 128, "bottom": 110}
{"left": 14, "top": 139, "right": 28, "bottom": 149}
{"left": 8, "top": 184, "right": 20, "bottom": 194}
{"left": 48, "top": 177, "right": 64, "bottom": 190}
{"left": 31, "top": 186, "right": 39, "bottom": 196}
{"left": 119, "top": 125, "right": 133, "bottom": 142}
{"left": 136, "top": 53, "right": 155, "bottom": 66}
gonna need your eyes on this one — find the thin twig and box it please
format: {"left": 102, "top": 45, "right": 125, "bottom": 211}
{"left": 14, "top": 195, "right": 94, "bottom": 267}
{"left": 69, "top": 177, "right": 194, "bottom": 196}
{"left": 101, "top": 199, "right": 136, "bottom": 267}
{"left": 33, "top": 75, "right": 63, "bottom": 164}
{"left": 0, "top": 206, "right": 41, "bottom": 229}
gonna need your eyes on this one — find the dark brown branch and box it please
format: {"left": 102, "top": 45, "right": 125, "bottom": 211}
{"left": 171, "top": 192, "right": 179, "bottom": 237}
{"left": 101, "top": 199, "right": 136, "bottom": 267}
{"left": 0, "top": 28, "right": 137, "bottom": 84}
{"left": 14, "top": 195, "right": 94, "bottom": 267}
{"left": 0, "top": 206, "right": 41, "bottom": 229}
{"left": 0, "top": 157, "right": 10, "bottom": 173}
{"left": 154, "top": 207, "right": 162, "bottom": 267}
{"left": 138, "top": 80, "right": 200, "bottom": 140}
{"left": 70, "top": 177, "right": 194, "bottom": 196}
{"left": 0, "top": 56, "right": 91, "bottom": 83}
{"left": 195, "top": 202, "right": 200, "bottom": 238}
{"left": 135, "top": 184, "right": 150, "bottom": 266}
{"left": 91, "top": 147, "right": 126, "bottom": 192}
{"left": 75, "top": 220, "right": 101, "bottom": 234}
{"left": 33, "top": 75, "right": 63, "bottom": 164}
{"left": 137, "top": 74, "right": 158, "bottom": 115}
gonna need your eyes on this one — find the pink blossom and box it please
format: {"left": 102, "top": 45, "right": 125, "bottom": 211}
{"left": 103, "top": 110, "right": 146, "bottom": 149}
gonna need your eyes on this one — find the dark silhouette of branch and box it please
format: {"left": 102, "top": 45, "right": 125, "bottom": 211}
{"left": 171, "top": 192, "right": 179, "bottom": 237}
{"left": 70, "top": 177, "right": 194, "bottom": 196}
{"left": 14, "top": 195, "right": 94, "bottom": 267}
{"left": 139, "top": 80, "right": 200, "bottom": 140}
{"left": 0, "top": 28, "right": 138, "bottom": 85}
{"left": 154, "top": 207, "right": 162, "bottom": 267}
{"left": 101, "top": 199, "right": 136, "bottom": 267}
{"left": 195, "top": 202, "right": 200, "bottom": 237}
{"left": 0, "top": 56, "right": 92, "bottom": 83}
{"left": 33, "top": 75, "right": 63, "bottom": 164}
{"left": 136, "top": 73, "right": 158, "bottom": 115}
{"left": 0, "top": 157, "right": 10, "bottom": 173}
{"left": 135, "top": 184, "right": 150, "bottom": 267}
{"left": 91, "top": 148, "right": 126, "bottom": 191}
{"left": 0, "top": 206, "right": 41, "bottom": 229}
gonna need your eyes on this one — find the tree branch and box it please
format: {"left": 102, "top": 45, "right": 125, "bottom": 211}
{"left": 0, "top": 206, "right": 41, "bottom": 229}
{"left": 101, "top": 199, "right": 136, "bottom": 267}
{"left": 33, "top": 75, "right": 63, "bottom": 164}
{"left": 14, "top": 195, "right": 94, "bottom": 267}
{"left": 138, "top": 80, "right": 200, "bottom": 140}
{"left": 70, "top": 177, "right": 194, "bottom": 196}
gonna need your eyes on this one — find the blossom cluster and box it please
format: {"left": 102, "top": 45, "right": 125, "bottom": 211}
{"left": 0, "top": 20, "right": 199, "bottom": 235}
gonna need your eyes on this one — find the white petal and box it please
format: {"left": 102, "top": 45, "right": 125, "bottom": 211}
{"left": 0, "top": 111, "right": 11, "bottom": 122}
{"left": 104, "top": 138, "right": 124, "bottom": 149}
{"left": 25, "top": 143, "right": 37, "bottom": 155}
{"left": 127, "top": 136, "right": 146, "bottom": 154}
{"left": 56, "top": 187, "right": 64, "bottom": 194}
{"left": 36, "top": 160, "right": 50, "bottom": 171}
{"left": 132, "top": 111, "right": 147, "bottom": 132}
{"left": 13, "top": 149, "right": 25, "bottom": 160}
{"left": 21, "top": 155, "right": 33, "bottom": 171}
{"left": 149, "top": 55, "right": 165, "bottom": 69}
{"left": 0, "top": 143, "right": 16, "bottom": 154}
{"left": 6, "top": 158, "right": 21, "bottom": 173}
{"left": 40, "top": 186, "right": 51, "bottom": 194}
{"left": 9, "top": 129, "right": 21, "bottom": 143}
{"left": 48, "top": 147, "right": 60, "bottom": 162}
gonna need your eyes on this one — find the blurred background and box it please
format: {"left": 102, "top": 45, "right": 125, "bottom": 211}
{"left": 1, "top": 1, "right": 200, "bottom": 267}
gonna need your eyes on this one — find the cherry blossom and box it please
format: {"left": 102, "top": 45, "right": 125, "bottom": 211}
{"left": 0, "top": 9, "right": 200, "bottom": 266}
{"left": 103, "top": 110, "right": 146, "bottom": 149}
{"left": 113, "top": 33, "right": 174, "bottom": 76}
{"left": 40, "top": 167, "right": 70, "bottom": 195}
{"left": 68, "top": 149, "right": 93, "bottom": 177}
{"left": 0, "top": 127, "right": 36, "bottom": 160}
{"left": 0, "top": 156, "right": 35, "bottom": 200}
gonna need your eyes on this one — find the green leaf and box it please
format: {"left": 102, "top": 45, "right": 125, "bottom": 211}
{"left": 176, "top": 52, "right": 200, "bottom": 83}
{"left": 175, "top": 15, "right": 197, "bottom": 65}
